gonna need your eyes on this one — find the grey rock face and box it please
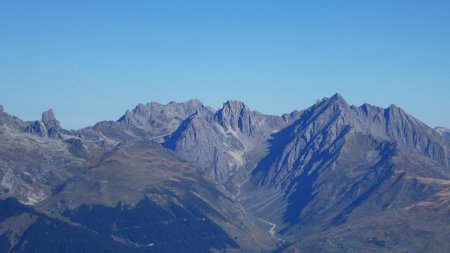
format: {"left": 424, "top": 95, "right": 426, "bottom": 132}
{"left": 23, "top": 110, "right": 62, "bottom": 138}
{"left": 65, "top": 138, "right": 89, "bottom": 158}
{"left": 435, "top": 127, "right": 450, "bottom": 145}
{"left": 1, "top": 120, "right": 79, "bottom": 205}
{"left": 85, "top": 100, "right": 215, "bottom": 143}
{"left": 46, "top": 127, "right": 60, "bottom": 138}
{"left": 163, "top": 100, "right": 297, "bottom": 184}
{"left": 41, "top": 109, "right": 61, "bottom": 130}
{"left": 117, "top": 99, "right": 214, "bottom": 138}
{"left": 253, "top": 94, "right": 449, "bottom": 188}
{"left": 216, "top": 100, "right": 290, "bottom": 139}
{"left": 25, "top": 121, "right": 48, "bottom": 137}
{"left": 354, "top": 104, "right": 448, "bottom": 168}
{"left": 240, "top": 94, "right": 450, "bottom": 249}
{"left": 216, "top": 100, "right": 254, "bottom": 136}
{"left": 83, "top": 99, "right": 301, "bottom": 185}
{"left": 163, "top": 113, "right": 246, "bottom": 183}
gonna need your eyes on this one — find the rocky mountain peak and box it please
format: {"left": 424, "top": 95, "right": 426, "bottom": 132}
{"left": 386, "top": 103, "right": 404, "bottom": 114}
{"left": 137, "top": 100, "right": 209, "bottom": 115}
{"left": 0, "top": 105, "right": 3, "bottom": 112}
{"left": 293, "top": 93, "right": 352, "bottom": 132}
{"left": 330, "top": 92, "right": 345, "bottom": 101}
{"left": 133, "top": 103, "right": 148, "bottom": 115}
{"left": 360, "top": 102, "right": 383, "bottom": 114}
{"left": 41, "top": 109, "right": 55, "bottom": 121}
{"left": 220, "top": 100, "right": 251, "bottom": 118}
{"left": 301, "top": 94, "right": 352, "bottom": 126}
{"left": 41, "top": 109, "right": 61, "bottom": 129}
{"left": 179, "top": 99, "right": 205, "bottom": 108}
{"left": 324, "top": 93, "right": 350, "bottom": 110}
{"left": 216, "top": 100, "right": 252, "bottom": 133}
{"left": 221, "top": 100, "right": 248, "bottom": 112}
{"left": 115, "top": 99, "right": 213, "bottom": 138}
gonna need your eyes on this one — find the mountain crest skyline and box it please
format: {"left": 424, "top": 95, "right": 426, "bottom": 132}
{"left": 3, "top": 93, "right": 447, "bottom": 131}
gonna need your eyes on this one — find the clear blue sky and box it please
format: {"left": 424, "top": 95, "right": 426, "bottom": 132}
{"left": 1, "top": 0, "right": 449, "bottom": 129}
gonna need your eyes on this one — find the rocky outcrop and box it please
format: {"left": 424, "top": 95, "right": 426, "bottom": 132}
{"left": 41, "top": 109, "right": 61, "bottom": 130}
{"left": 435, "top": 127, "right": 450, "bottom": 145}
{"left": 116, "top": 99, "right": 214, "bottom": 138}
{"left": 65, "top": 138, "right": 89, "bottom": 158}
{"left": 163, "top": 113, "right": 246, "bottom": 183}
{"left": 23, "top": 110, "right": 62, "bottom": 138}
{"left": 216, "top": 100, "right": 291, "bottom": 139}
{"left": 25, "top": 121, "right": 48, "bottom": 137}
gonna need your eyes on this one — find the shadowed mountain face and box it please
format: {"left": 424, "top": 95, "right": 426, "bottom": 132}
{"left": 1, "top": 94, "right": 449, "bottom": 253}
{"left": 162, "top": 101, "right": 298, "bottom": 184}
{"left": 0, "top": 198, "right": 146, "bottom": 253}
{"left": 246, "top": 94, "right": 450, "bottom": 252}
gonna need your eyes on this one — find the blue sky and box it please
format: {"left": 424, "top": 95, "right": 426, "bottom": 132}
{"left": 1, "top": 0, "right": 449, "bottom": 129}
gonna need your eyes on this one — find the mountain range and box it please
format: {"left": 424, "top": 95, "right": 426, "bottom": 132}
{"left": 1, "top": 94, "right": 449, "bottom": 252}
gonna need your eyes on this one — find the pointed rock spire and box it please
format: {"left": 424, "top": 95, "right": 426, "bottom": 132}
{"left": 328, "top": 93, "right": 349, "bottom": 107}
{"left": 41, "top": 109, "right": 61, "bottom": 130}
{"left": 330, "top": 92, "right": 344, "bottom": 100}
{"left": 216, "top": 100, "right": 252, "bottom": 134}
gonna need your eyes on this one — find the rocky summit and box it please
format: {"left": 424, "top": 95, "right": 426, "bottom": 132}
{"left": 1, "top": 94, "right": 449, "bottom": 253}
